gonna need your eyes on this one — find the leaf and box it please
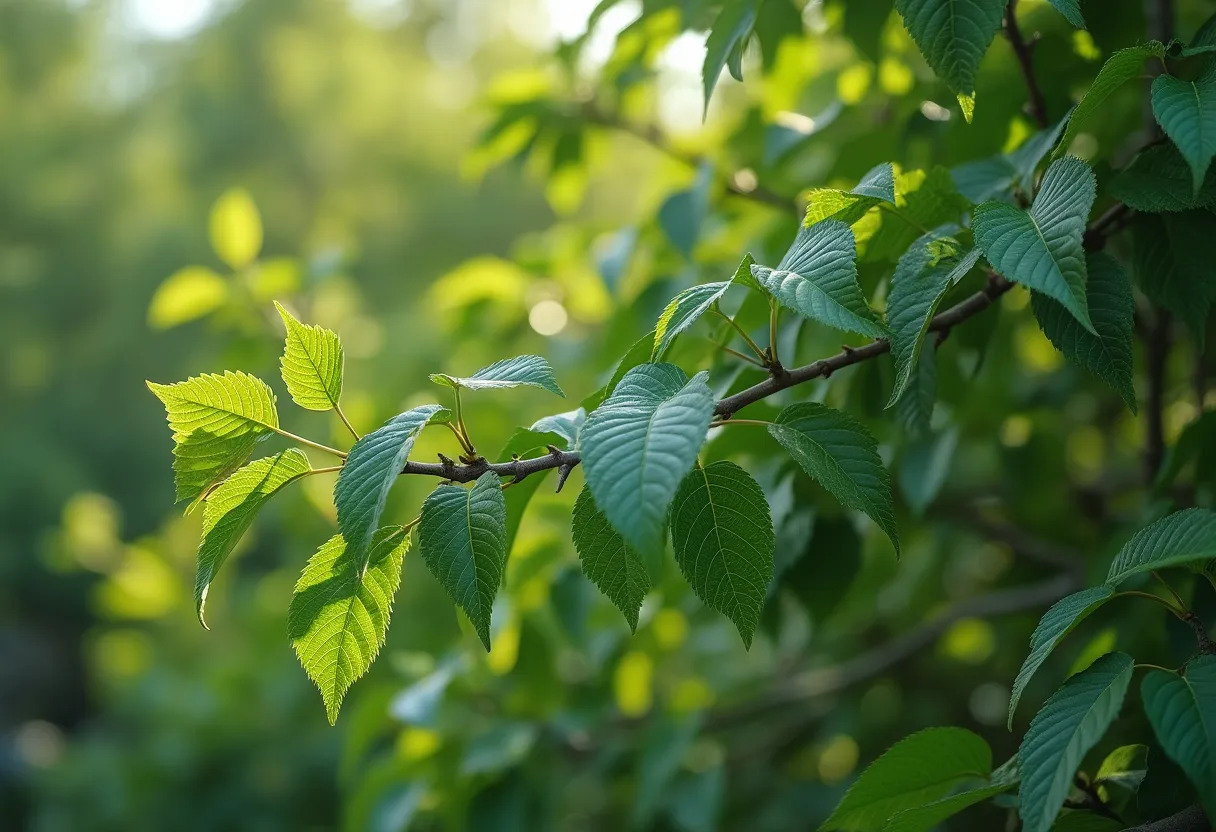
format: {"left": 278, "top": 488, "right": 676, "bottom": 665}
{"left": 670, "top": 461, "right": 774, "bottom": 648}
{"left": 580, "top": 329, "right": 657, "bottom": 411}
{"left": 893, "top": 0, "right": 1006, "bottom": 98}
{"left": 898, "top": 426, "right": 958, "bottom": 517}
{"left": 973, "top": 156, "right": 1096, "bottom": 333}
{"left": 862, "top": 167, "right": 972, "bottom": 263}
{"left": 1047, "top": 0, "right": 1085, "bottom": 28}
{"left": 1104, "top": 508, "right": 1216, "bottom": 585}
{"left": 750, "top": 220, "right": 888, "bottom": 339}
{"left": 274, "top": 301, "right": 344, "bottom": 411}
{"left": 1107, "top": 142, "right": 1216, "bottom": 212}
{"left": 896, "top": 349, "right": 938, "bottom": 437}
{"left": 1151, "top": 63, "right": 1216, "bottom": 193}
{"left": 1008, "top": 585, "right": 1116, "bottom": 728}
{"left": 768, "top": 403, "right": 899, "bottom": 554}
{"left": 288, "top": 526, "right": 408, "bottom": 724}
{"left": 1008, "top": 110, "right": 1073, "bottom": 193}
{"left": 1132, "top": 212, "right": 1216, "bottom": 345}
{"left": 495, "top": 427, "right": 565, "bottom": 556}
{"left": 702, "top": 0, "right": 757, "bottom": 114}
{"left": 209, "top": 187, "right": 262, "bottom": 270}
{"left": 1056, "top": 44, "right": 1167, "bottom": 156}
{"left": 430, "top": 354, "right": 563, "bottom": 397}
{"left": 581, "top": 364, "right": 715, "bottom": 555}
{"left": 821, "top": 727, "right": 992, "bottom": 831}
{"left": 147, "top": 371, "right": 280, "bottom": 504}
{"left": 418, "top": 472, "right": 507, "bottom": 650}
{"left": 529, "top": 408, "right": 585, "bottom": 447}
{"left": 195, "top": 449, "right": 311, "bottom": 625}
{"left": 804, "top": 163, "right": 896, "bottom": 227}
{"left": 571, "top": 485, "right": 651, "bottom": 631}
{"left": 1031, "top": 251, "right": 1136, "bottom": 411}
{"left": 882, "top": 782, "right": 1014, "bottom": 832}
{"left": 334, "top": 405, "right": 449, "bottom": 562}
{"left": 652, "top": 255, "right": 758, "bottom": 359}
{"left": 1095, "top": 744, "right": 1148, "bottom": 794}
{"left": 1018, "top": 652, "right": 1135, "bottom": 832}
{"left": 147, "top": 266, "right": 228, "bottom": 329}
{"left": 1140, "top": 655, "right": 1216, "bottom": 818}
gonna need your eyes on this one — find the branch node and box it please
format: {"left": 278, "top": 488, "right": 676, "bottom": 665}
{"left": 546, "top": 444, "right": 564, "bottom": 457}
{"left": 555, "top": 463, "right": 574, "bottom": 493}
{"left": 437, "top": 453, "right": 456, "bottom": 468}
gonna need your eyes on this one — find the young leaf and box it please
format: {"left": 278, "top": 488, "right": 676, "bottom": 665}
{"left": 147, "top": 371, "right": 280, "bottom": 504}
{"left": 1018, "top": 652, "right": 1134, "bottom": 832}
{"left": 768, "top": 403, "right": 899, "bottom": 554}
{"left": 821, "top": 727, "right": 992, "bottom": 831}
{"left": 1007, "top": 585, "right": 1116, "bottom": 728}
{"left": 1132, "top": 212, "right": 1216, "bottom": 346}
{"left": 1056, "top": 44, "right": 1167, "bottom": 155}
{"left": 1031, "top": 251, "right": 1136, "bottom": 412}
{"left": 148, "top": 266, "right": 229, "bottom": 329}
{"left": 571, "top": 485, "right": 651, "bottom": 631}
{"left": 289, "top": 525, "right": 408, "bottom": 724}
{"left": 418, "top": 471, "right": 508, "bottom": 650}
{"left": 973, "top": 156, "right": 1096, "bottom": 333}
{"left": 1151, "top": 63, "right": 1216, "bottom": 193}
{"left": 1140, "top": 656, "right": 1216, "bottom": 819}
{"left": 195, "top": 449, "right": 311, "bottom": 625}
{"left": 274, "top": 301, "right": 344, "bottom": 411}
{"left": 334, "top": 405, "right": 449, "bottom": 562}
{"left": 804, "top": 163, "right": 896, "bottom": 227}
{"left": 1047, "top": 0, "right": 1085, "bottom": 28}
{"left": 893, "top": 0, "right": 1005, "bottom": 101}
{"left": 209, "top": 187, "right": 263, "bottom": 270}
{"left": 702, "top": 0, "right": 757, "bottom": 114}
{"left": 430, "top": 355, "right": 564, "bottom": 397}
{"left": 581, "top": 364, "right": 715, "bottom": 556}
{"left": 652, "top": 255, "right": 758, "bottom": 360}
{"left": 750, "top": 220, "right": 888, "bottom": 339}
{"left": 670, "top": 461, "right": 774, "bottom": 648}
{"left": 1104, "top": 508, "right": 1216, "bottom": 586}
{"left": 1108, "top": 142, "right": 1216, "bottom": 212}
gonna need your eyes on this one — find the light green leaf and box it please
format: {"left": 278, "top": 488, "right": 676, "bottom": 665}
{"left": 334, "top": 405, "right": 449, "bottom": 562}
{"left": 768, "top": 403, "right": 899, "bottom": 554}
{"left": 1104, "top": 508, "right": 1216, "bottom": 585}
{"left": 418, "top": 471, "right": 508, "bottom": 650}
{"left": 1108, "top": 142, "right": 1216, "bottom": 212}
{"left": 1056, "top": 44, "right": 1167, "bottom": 155}
{"left": 1140, "top": 655, "right": 1216, "bottom": 818}
{"left": 670, "top": 461, "right": 774, "bottom": 648}
{"left": 147, "top": 266, "right": 228, "bottom": 329}
{"left": 1031, "top": 251, "right": 1136, "bottom": 412}
{"left": 529, "top": 408, "right": 585, "bottom": 447}
{"left": 274, "top": 301, "right": 344, "bottom": 411}
{"left": 1151, "top": 63, "right": 1216, "bottom": 193}
{"left": 571, "top": 484, "right": 650, "bottom": 631}
{"left": 195, "top": 449, "right": 311, "bottom": 625}
{"left": 862, "top": 167, "right": 972, "bottom": 263}
{"left": 652, "top": 254, "right": 763, "bottom": 360}
{"left": 821, "top": 727, "right": 992, "bottom": 831}
{"left": 209, "top": 187, "right": 263, "bottom": 270}
{"left": 1018, "top": 652, "right": 1134, "bottom": 832}
{"left": 147, "top": 371, "right": 280, "bottom": 504}
{"left": 804, "top": 163, "right": 896, "bottom": 227}
{"left": 702, "top": 0, "right": 757, "bottom": 113}
{"left": 1094, "top": 744, "right": 1148, "bottom": 794}
{"left": 1008, "top": 585, "right": 1116, "bottom": 729}
{"left": 893, "top": 0, "right": 1005, "bottom": 98}
{"left": 750, "top": 220, "right": 888, "bottom": 338}
{"left": 1047, "top": 0, "right": 1085, "bottom": 28}
{"left": 581, "top": 364, "right": 715, "bottom": 555}
{"left": 430, "top": 355, "right": 564, "bottom": 397}
{"left": 1132, "top": 212, "right": 1216, "bottom": 345}
{"left": 973, "top": 156, "right": 1096, "bottom": 333}
{"left": 289, "top": 526, "right": 408, "bottom": 724}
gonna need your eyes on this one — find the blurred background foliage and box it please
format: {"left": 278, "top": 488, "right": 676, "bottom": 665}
{"left": 2, "top": 0, "right": 1215, "bottom": 829}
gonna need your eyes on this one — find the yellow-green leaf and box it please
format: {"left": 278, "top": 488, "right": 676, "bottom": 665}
{"left": 274, "top": 301, "right": 344, "bottom": 411}
{"left": 209, "top": 188, "right": 263, "bottom": 270}
{"left": 147, "top": 266, "right": 228, "bottom": 329}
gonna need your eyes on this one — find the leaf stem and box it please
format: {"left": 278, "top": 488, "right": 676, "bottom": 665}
{"left": 450, "top": 386, "right": 477, "bottom": 456}
{"left": 1134, "top": 662, "right": 1174, "bottom": 673}
{"left": 878, "top": 203, "right": 932, "bottom": 236}
{"left": 768, "top": 298, "right": 780, "bottom": 366}
{"left": 308, "top": 464, "right": 344, "bottom": 475}
{"left": 713, "top": 307, "right": 768, "bottom": 362}
{"left": 334, "top": 403, "right": 360, "bottom": 441}
{"left": 270, "top": 426, "right": 347, "bottom": 459}
{"left": 710, "top": 418, "right": 773, "bottom": 429}
{"left": 720, "top": 345, "right": 768, "bottom": 368}
{"left": 1115, "top": 590, "right": 1187, "bottom": 619}
{"left": 1153, "top": 570, "right": 1189, "bottom": 611}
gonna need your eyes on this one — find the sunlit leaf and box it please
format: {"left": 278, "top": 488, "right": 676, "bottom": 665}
{"left": 209, "top": 188, "right": 263, "bottom": 270}
{"left": 430, "top": 354, "right": 564, "bottom": 397}
{"left": 274, "top": 301, "right": 344, "bottom": 412}
{"left": 894, "top": 0, "right": 1005, "bottom": 99}
{"left": 147, "top": 266, "right": 228, "bottom": 329}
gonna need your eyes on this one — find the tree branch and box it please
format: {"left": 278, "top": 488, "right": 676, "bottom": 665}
{"left": 1127, "top": 805, "right": 1210, "bottom": 832}
{"left": 1004, "top": 0, "right": 1050, "bottom": 129}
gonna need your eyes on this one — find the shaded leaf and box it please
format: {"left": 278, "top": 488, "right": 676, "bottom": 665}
{"left": 1151, "top": 64, "right": 1216, "bottom": 193}
{"left": 1057, "top": 44, "right": 1167, "bottom": 155}
{"left": 1047, "top": 0, "right": 1085, "bottom": 28}
{"left": 1140, "top": 655, "right": 1216, "bottom": 819}
{"left": 571, "top": 484, "right": 650, "bottom": 631}
{"left": 1105, "top": 508, "right": 1216, "bottom": 586}
{"left": 529, "top": 408, "right": 585, "bottom": 447}
{"left": 702, "top": 0, "right": 758, "bottom": 113}
{"left": 1108, "top": 142, "right": 1216, "bottom": 212}
{"left": 1132, "top": 212, "right": 1216, "bottom": 345}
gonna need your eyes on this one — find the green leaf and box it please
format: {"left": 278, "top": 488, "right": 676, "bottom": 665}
{"left": 1018, "top": 652, "right": 1135, "bottom": 832}
{"left": 896, "top": 350, "right": 938, "bottom": 437}
{"left": 147, "top": 371, "right": 280, "bottom": 504}
{"left": 973, "top": 156, "right": 1096, "bottom": 333}
{"left": 670, "top": 461, "right": 774, "bottom": 648}
{"left": 1008, "top": 585, "right": 1116, "bottom": 729}
{"left": 495, "top": 428, "right": 565, "bottom": 557}
{"left": 1056, "top": 44, "right": 1167, "bottom": 156}
{"left": 418, "top": 471, "right": 508, "bottom": 650}
{"left": 571, "top": 484, "right": 651, "bottom": 631}
{"left": 209, "top": 187, "right": 263, "bottom": 270}
{"left": 1031, "top": 251, "right": 1136, "bottom": 412}
{"left": 1132, "top": 212, "right": 1216, "bottom": 345}
{"left": 529, "top": 408, "right": 585, "bottom": 447}
{"left": 1140, "top": 655, "right": 1216, "bottom": 818}
{"left": 768, "top": 403, "right": 899, "bottom": 554}
{"left": 1104, "top": 508, "right": 1216, "bottom": 586}
{"left": 147, "top": 266, "right": 229, "bottom": 329}
{"left": 195, "top": 449, "right": 311, "bottom": 625}
{"left": 862, "top": 167, "right": 972, "bottom": 263}
{"left": 652, "top": 255, "right": 758, "bottom": 359}
{"left": 893, "top": 0, "right": 1005, "bottom": 98}
{"left": 288, "top": 526, "right": 408, "bottom": 724}
{"left": 334, "top": 405, "right": 449, "bottom": 562}
{"left": 274, "top": 301, "right": 344, "bottom": 411}
{"left": 1094, "top": 744, "right": 1148, "bottom": 794}
{"left": 750, "top": 220, "right": 888, "bottom": 339}
{"left": 702, "top": 0, "right": 757, "bottom": 114}
{"left": 430, "top": 355, "right": 564, "bottom": 397}
{"left": 821, "top": 727, "right": 992, "bottom": 831}
{"left": 581, "top": 364, "right": 715, "bottom": 555}
{"left": 882, "top": 780, "right": 1015, "bottom": 832}
{"left": 1108, "top": 142, "right": 1216, "bottom": 212}
{"left": 804, "top": 163, "right": 896, "bottom": 227}
{"left": 898, "top": 426, "right": 958, "bottom": 517}
{"left": 1151, "top": 63, "right": 1216, "bottom": 193}
{"left": 1047, "top": 0, "right": 1085, "bottom": 28}
{"left": 580, "top": 330, "right": 658, "bottom": 412}
{"left": 1008, "top": 111, "right": 1073, "bottom": 193}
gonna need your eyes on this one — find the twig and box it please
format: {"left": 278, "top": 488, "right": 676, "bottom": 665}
{"left": 1004, "top": 0, "right": 1050, "bottom": 129}
{"left": 1127, "top": 805, "right": 1210, "bottom": 832}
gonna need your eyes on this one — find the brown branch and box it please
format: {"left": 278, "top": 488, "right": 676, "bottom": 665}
{"left": 1004, "top": 0, "right": 1050, "bottom": 129}
{"left": 1127, "top": 805, "right": 1210, "bottom": 832}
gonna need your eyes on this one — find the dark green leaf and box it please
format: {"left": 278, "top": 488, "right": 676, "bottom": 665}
{"left": 571, "top": 484, "right": 650, "bottom": 631}
{"left": 894, "top": 0, "right": 1006, "bottom": 98}
{"left": 703, "top": 0, "right": 758, "bottom": 113}
{"left": 1105, "top": 508, "right": 1216, "bottom": 585}
{"left": 1140, "top": 655, "right": 1216, "bottom": 819}
{"left": 1151, "top": 64, "right": 1216, "bottom": 193}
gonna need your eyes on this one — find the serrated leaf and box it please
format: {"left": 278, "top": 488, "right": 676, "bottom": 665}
{"left": 209, "top": 187, "right": 262, "bottom": 270}
{"left": 653, "top": 282, "right": 731, "bottom": 360}
{"left": 147, "top": 371, "right": 280, "bottom": 504}
{"left": 768, "top": 403, "right": 899, "bottom": 554}
{"left": 750, "top": 220, "right": 887, "bottom": 338}
{"left": 148, "top": 266, "right": 228, "bottom": 329}
{"left": 1057, "top": 44, "right": 1167, "bottom": 155}
{"left": 896, "top": 350, "right": 938, "bottom": 437}
{"left": 334, "top": 405, "right": 449, "bottom": 563}
{"left": 804, "top": 163, "right": 896, "bottom": 227}
{"left": 274, "top": 301, "right": 344, "bottom": 411}
{"left": 1104, "top": 508, "right": 1216, "bottom": 585}
{"left": 1008, "top": 585, "right": 1116, "bottom": 728}
{"left": 702, "top": 0, "right": 758, "bottom": 114}
{"left": 430, "top": 354, "right": 563, "bottom": 397}
{"left": 973, "top": 156, "right": 1096, "bottom": 332}
{"left": 1132, "top": 212, "right": 1216, "bottom": 345}
{"left": 894, "top": 0, "right": 1005, "bottom": 98}
{"left": 1151, "top": 64, "right": 1216, "bottom": 193}
{"left": 581, "top": 364, "right": 715, "bottom": 555}
{"left": 571, "top": 484, "right": 650, "bottom": 631}
{"left": 882, "top": 778, "right": 1016, "bottom": 832}
{"left": 862, "top": 167, "right": 972, "bottom": 263}
{"left": 289, "top": 526, "right": 408, "bottom": 724}
{"left": 1018, "top": 652, "right": 1134, "bottom": 832}
{"left": 670, "top": 461, "right": 774, "bottom": 648}
{"left": 821, "top": 727, "right": 992, "bottom": 831}
{"left": 1031, "top": 251, "right": 1136, "bottom": 411}
{"left": 1047, "top": 0, "right": 1085, "bottom": 28}
{"left": 1140, "top": 655, "right": 1216, "bottom": 818}
{"left": 1108, "top": 142, "right": 1216, "bottom": 212}
{"left": 195, "top": 449, "right": 311, "bottom": 624}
